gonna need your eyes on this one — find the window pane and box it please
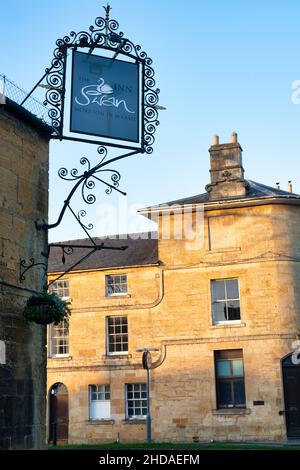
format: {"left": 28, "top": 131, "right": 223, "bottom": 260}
{"left": 49, "top": 279, "right": 70, "bottom": 298}
{"left": 212, "top": 280, "right": 225, "bottom": 301}
{"left": 107, "top": 317, "right": 128, "bottom": 354}
{"left": 233, "top": 380, "right": 246, "bottom": 405}
{"left": 226, "top": 279, "right": 239, "bottom": 300}
{"left": 217, "top": 380, "right": 233, "bottom": 406}
{"left": 216, "top": 360, "right": 231, "bottom": 377}
{"left": 106, "top": 274, "right": 127, "bottom": 295}
{"left": 227, "top": 301, "right": 240, "bottom": 320}
{"left": 91, "top": 385, "right": 110, "bottom": 402}
{"left": 232, "top": 359, "right": 244, "bottom": 376}
{"left": 212, "top": 302, "right": 227, "bottom": 322}
{"left": 126, "top": 384, "right": 147, "bottom": 418}
{"left": 50, "top": 319, "right": 69, "bottom": 356}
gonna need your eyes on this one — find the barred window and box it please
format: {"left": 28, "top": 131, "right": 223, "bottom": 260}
{"left": 126, "top": 384, "right": 147, "bottom": 419}
{"left": 49, "top": 279, "right": 70, "bottom": 299}
{"left": 105, "top": 275, "right": 127, "bottom": 296}
{"left": 89, "top": 385, "right": 111, "bottom": 420}
{"left": 49, "top": 319, "right": 69, "bottom": 356}
{"left": 211, "top": 278, "right": 240, "bottom": 323}
{"left": 106, "top": 316, "right": 128, "bottom": 355}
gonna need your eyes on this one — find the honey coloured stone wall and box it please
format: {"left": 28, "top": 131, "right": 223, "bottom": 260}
{"left": 0, "top": 104, "right": 50, "bottom": 449}
{"left": 48, "top": 199, "right": 300, "bottom": 444}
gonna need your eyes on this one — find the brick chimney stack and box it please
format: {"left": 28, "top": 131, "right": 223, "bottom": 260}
{"left": 205, "top": 133, "right": 248, "bottom": 199}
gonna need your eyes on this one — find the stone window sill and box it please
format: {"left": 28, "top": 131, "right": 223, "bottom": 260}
{"left": 206, "top": 247, "right": 241, "bottom": 254}
{"left": 104, "top": 294, "right": 131, "bottom": 299}
{"left": 211, "top": 322, "right": 246, "bottom": 328}
{"left": 213, "top": 408, "right": 251, "bottom": 416}
{"left": 86, "top": 419, "right": 115, "bottom": 425}
{"left": 103, "top": 354, "right": 132, "bottom": 360}
{"left": 122, "top": 419, "right": 146, "bottom": 425}
{"left": 48, "top": 355, "right": 72, "bottom": 360}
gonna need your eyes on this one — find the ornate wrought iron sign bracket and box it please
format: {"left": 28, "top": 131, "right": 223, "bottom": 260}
{"left": 19, "top": 257, "right": 48, "bottom": 284}
{"left": 19, "top": 5, "right": 160, "bottom": 288}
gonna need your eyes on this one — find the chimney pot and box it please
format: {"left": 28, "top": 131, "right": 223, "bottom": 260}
{"left": 287, "top": 181, "right": 293, "bottom": 193}
{"left": 275, "top": 182, "right": 280, "bottom": 190}
{"left": 207, "top": 133, "right": 246, "bottom": 199}
{"left": 231, "top": 132, "right": 238, "bottom": 144}
{"left": 212, "top": 135, "right": 219, "bottom": 145}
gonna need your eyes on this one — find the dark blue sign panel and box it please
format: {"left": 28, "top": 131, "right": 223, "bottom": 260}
{"left": 70, "top": 51, "right": 139, "bottom": 142}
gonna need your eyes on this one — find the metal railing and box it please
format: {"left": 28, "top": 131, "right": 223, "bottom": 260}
{"left": 0, "top": 73, "right": 51, "bottom": 125}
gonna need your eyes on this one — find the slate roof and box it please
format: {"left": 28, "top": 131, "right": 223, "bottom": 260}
{"left": 48, "top": 181, "right": 300, "bottom": 274}
{"left": 140, "top": 180, "right": 300, "bottom": 210}
{"left": 48, "top": 232, "right": 159, "bottom": 274}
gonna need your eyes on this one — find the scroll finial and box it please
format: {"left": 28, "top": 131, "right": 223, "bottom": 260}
{"left": 103, "top": 3, "right": 112, "bottom": 21}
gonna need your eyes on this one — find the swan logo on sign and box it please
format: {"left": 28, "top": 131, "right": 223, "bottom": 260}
{"left": 70, "top": 51, "right": 139, "bottom": 142}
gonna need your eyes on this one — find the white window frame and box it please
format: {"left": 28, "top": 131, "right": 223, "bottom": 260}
{"left": 89, "top": 385, "right": 111, "bottom": 421}
{"left": 125, "top": 384, "right": 147, "bottom": 420}
{"left": 105, "top": 274, "right": 128, "bottom": 297}
{"left": 49, "top": 319, "right": 69, "bottom": 358}
{"left": 211, "top": 278, "right": 241, "bottom": 325}
{"left": 49, "top": 279, "right": 70, "bottom": 300}
{"left": 106, "top": 316, "right": 128, "bottom": 356}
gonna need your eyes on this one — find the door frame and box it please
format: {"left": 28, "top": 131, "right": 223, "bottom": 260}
{"left": 281, "top": 353, "right": 300, "bottom": 438}
{"left": 49, "top": 382, "right": 69, "bottom": 444}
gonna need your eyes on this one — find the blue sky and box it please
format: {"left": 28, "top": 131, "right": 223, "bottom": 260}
{"left": 1, "top": 0, "right": 300, "bottom": 241}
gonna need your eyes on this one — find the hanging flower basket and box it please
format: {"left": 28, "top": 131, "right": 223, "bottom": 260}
{"left": 23, "top": 291, "right": 71, "bottom": 325}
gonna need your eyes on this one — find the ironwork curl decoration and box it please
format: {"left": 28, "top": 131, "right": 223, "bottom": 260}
{"left": 61, "top": 245, "right": 74, "bottom": 264}
{"left": 36, "top": 144, "right": 128, "bottom": 231}
{"left": 42, "top": 13, "right": 160, "bottom": 153}
{"left": 58, "top": 146, "right": 122, "bottom": 205}
{"left": 77, "top": 210, "right": 93, "bottom": 231}
{"left": 19, "top": 257, "right": 47, "bottom": 283}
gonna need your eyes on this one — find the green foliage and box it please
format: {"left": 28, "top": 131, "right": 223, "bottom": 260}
{"left": 23, "top": 291, "right": 71, "bottom": 325}
{"left": 49, "top": 442, "right": 300, "bottom": 450}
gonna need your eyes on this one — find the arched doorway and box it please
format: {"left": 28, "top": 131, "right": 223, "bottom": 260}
{"left": 49, "top": 383, "right": 69, "bottom": 444}
{"left": 282, "top": 354, "right": 300, "bottom": 438}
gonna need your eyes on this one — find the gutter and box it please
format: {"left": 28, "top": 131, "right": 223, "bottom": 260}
{"left": 48, "top": 262, "right": 161, "bottom": 276}
{"left": 139, "top": 195, "right": 300, "bottom": 220}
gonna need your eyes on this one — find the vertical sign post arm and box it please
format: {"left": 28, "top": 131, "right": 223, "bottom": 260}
{"left": 146, "top": 366, "right": 151, "bottom": 445}
{"left": 59, "top": 46, "right": 68, "bottom": 139}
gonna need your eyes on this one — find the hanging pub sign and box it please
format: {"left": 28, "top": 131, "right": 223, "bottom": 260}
{"left": 70, "top": 51, "right": 139, "bottom": 142}
{"left": 22, "top": 6, "right": 160, "bottom": 153}
{"left": 19, "top": 6, "right": 161, "bottom": 288}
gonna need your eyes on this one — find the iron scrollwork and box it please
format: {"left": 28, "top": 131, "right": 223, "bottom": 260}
{"left": 20, "top": 6, "right": 159, "bottom": 285}
{"left": 36, "top": 144, "right": 130, "bottom": 232}
{"left": 19, "top": 257, "right": 48, "bottom": 284}
{"left": 42, "top": 10, "right": 160, "bottom": 154}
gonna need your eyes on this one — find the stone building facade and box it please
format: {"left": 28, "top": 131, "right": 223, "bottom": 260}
{"left": 0, "top": 98, "right": 51, "bottom": 449}
{"left": 47, "top": 134, "right": 300, "bottom": 444}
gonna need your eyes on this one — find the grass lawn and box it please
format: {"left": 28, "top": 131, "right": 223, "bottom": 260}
{"left": 50, "top": 442, "right": 300, "bottom": 450}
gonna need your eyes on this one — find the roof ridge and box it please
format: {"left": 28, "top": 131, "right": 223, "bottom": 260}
{"left": 50, "top": 230, "right": 158, "bottom": 245}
